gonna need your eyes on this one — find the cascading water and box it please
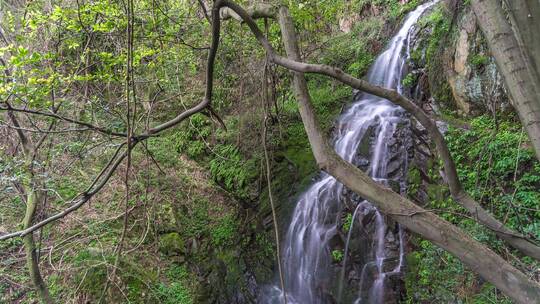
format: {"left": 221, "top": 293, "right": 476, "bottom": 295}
{"left": 263, "top": 2, "right": 438, "bottom": 303}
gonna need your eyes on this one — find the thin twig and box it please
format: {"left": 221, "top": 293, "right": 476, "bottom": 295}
{"left": 261, "top": 38, "right": 287, "bottom": 303}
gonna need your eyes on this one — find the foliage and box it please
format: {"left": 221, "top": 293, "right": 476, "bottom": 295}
{"left": 0, "top": 0, "right": 461, "bottom": 302}
{"left": 154, "top": 266, "right": 193, "bottom": 304}
{"left": 332, "top": 249, "right": 344, "bottom": 263}
{"left": 343, "top": 213, "right": 353, "bottom": 232}
{"left": 447, "top": 114, "right": 540, "bottom": 239}
{"left": 405, "top": 239, "right": 512, "bottom": 303}
{"left": 405, "top": 113, "right": 539, "bottom": 302}
{"left": 469, "top": 53, "right": 489, "bottom": 67}
{"left": 387, "top": 0, "right": 423, "bottom": 19}
{"left": 420, "top": 4, "right": 452, "bottom": 60}
{"left": 344, "top": 0, "right": 422, "bottom": 20}
{"left": 417, "top": 3, "right": 454, "bottom": 107}
{"left": 211, "top": 214, "right": 238, "bottom": 248}
{"left": 176, "top": 196, "right": 212, "bottom": 240}
{"left": 401, "top": 72, "right": 416, "bottom": 88}
{"left": 155, "top": 282, "right": 192, "bottom": 304}
{"left": 320, "top": 19, "right": 381, "bottom": 76}
{"left": 209, "top": 144, "right": 258, "bottom": 200}
{"left": 173, "top": 115, "right": 213, "bottom": 159}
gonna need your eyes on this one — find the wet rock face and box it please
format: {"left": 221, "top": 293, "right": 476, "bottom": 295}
{"left": 407, "top": 3, "right": 508, "bottom": 116}
{"left": 446, "top": 10, "right": 506, "bottom": 115}
{"left": 333, "top": 113, "right": 412, "bottom": 304}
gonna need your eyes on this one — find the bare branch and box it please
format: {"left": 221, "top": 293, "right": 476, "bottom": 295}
{"left": 0, "top": 122, "right": 92, "bottom": 134}
{"left": 0, "top": 104, "right": 127, "bottom": 138}
{"left": 196, "top": 0, "right": 212, "bottom": 23}
{"left": 135, "top": 3, "right": 223, "bottom": 139}
{"left": 0, "top": 143, "right": 128, "bottom": 240}
{"left": 220, "top": 3, "right": 276, "bottom": 21}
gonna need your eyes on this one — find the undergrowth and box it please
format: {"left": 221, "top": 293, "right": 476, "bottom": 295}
{"left": 405, "top": 114, "right": 539, "bottom": 303}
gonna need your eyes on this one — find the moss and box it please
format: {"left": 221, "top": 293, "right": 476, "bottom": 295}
{"left": 282, "top": 123, "right": 317, "bottom": 179}
{"left": 259, "top": 76, "right": 352, "bottom": 215}
{"left": 438, "top": 108, "right": 470, "bottom": 128}
{"left": 331, "top": 249, "right": 344, "bottom": 263}
{"left": 416, "top": 3, "right": 458, "bottom": 110}
{"left": 403, "top": 250, "right": 421, "bottom": 301}
{"left": 71, "top": 250, "right": 161, "bottom": 303}
{"left": 469, "top": 53, "right": 489, "bottom": 68}
{"left": 159, "top": 232, "right": 186, "bottom": 255}
{"left": 420, "top": 4, "right": 452, "bottom": 63}
{"left": 72, "top": 250, "right": 109, "bottom": 297}
{"left": 426, "top": 184, "right": 447, "bottom": 202}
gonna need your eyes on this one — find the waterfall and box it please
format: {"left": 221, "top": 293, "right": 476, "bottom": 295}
{"left": 263, "top": 2, "right": 438, "bottom": 303}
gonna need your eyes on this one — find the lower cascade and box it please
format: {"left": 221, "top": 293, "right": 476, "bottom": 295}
{"left": 263, "top": 1, "right": 439, "bottom": 303}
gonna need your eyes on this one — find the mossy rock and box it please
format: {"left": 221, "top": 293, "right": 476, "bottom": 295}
{"left": 159, "top": 232, "right": 185, "bottom": 256}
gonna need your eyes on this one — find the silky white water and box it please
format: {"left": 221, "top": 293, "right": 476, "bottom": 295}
{"left": 264, "top": 2, "right": 438, "bottom": 303}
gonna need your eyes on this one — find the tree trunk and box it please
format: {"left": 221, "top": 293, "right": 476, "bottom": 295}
{"left": 3, "top": 110, "right": 53, "bottom": 303}
{"left": 504, "top": 0, "right": 540, "bottom": 78}
{"left": 472, "top": 0, "right": 540, "bottom": 162}
{"left": 23, "top": 189, "right": 53, "bottom": 304}
{"left": 276, "top": 6, "right": 540, "bottom": 304}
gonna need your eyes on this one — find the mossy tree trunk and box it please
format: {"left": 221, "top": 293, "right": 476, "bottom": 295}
{"left": 22, "top": 189, "right": 53, "bottom": 304}
{"left": 4, "top": 110, "right": 53, "bottom": 302}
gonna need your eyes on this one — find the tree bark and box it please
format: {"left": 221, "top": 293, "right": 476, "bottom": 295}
{"left": 472, "top": 0, "right": 540, "bottom": 162}
{"left": 273, "top": 5, "right": 540, "bottom": 304}
{"left": 504, "top": 0, "right": 540, "bottom": 79}
{"left": 22, "top": 190, "right": 53, "bottom": 304}
{"left": 220, "top": 3, "right": 275, "bottom": 21}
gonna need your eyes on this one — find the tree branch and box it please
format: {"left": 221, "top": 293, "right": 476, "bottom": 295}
{"left": 0, "top": 143, "right": 128, "bottom": 241}
{"left": 0, "top": 104, "right": 127, "bottom": 138}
